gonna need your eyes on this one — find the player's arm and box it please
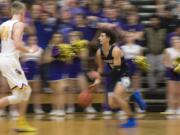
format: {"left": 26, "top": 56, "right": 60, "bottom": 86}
{"left": 112, "top": 47, "right": 122, "bottom": 66}
{"left": 163, "top": 49, "right": 172, "bottom": 68}
{"left": 13, "top": 22, "right": 34, "bottom": 53}
{"left": 42, "top": 47, "right": 54, "bottom": 64}
{"left": 113, "top": 47, "right": 131, "bottom": 87}
{"left": 101, "top": 46, "right": 122, "bottom": 76}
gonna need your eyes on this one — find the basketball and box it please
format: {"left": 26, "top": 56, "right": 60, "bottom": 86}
{"left": 78, "top": 90, "right": 93, "bottom": 108}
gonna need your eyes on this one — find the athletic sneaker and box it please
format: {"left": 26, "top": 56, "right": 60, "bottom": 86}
{"left": 14, "top": 116, "right": 37, "bottom": 132}
{"left": 120, "top": 118, "right": 137, "bottom": 128}
{"left": 85, "top": 106, "right": 97, "bottom": 113}
{"left": 66, "top": 106, "right": 75, "bottom": 114}
{"left": 103, "top": 110, "right": 113, "bottom": 115}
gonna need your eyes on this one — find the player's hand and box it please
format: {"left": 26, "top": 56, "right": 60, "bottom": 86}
{"left": 87, "top": 71, "right": 100, "bottom": 80}
{"left": 88, "top": 79, "right": 101, "bottom": 91}
{"left": 88, "top": 83, "right": 97, "bottom": 89}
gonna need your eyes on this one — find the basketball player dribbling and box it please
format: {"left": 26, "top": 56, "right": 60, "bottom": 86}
{"left": 89, "top": 29, "right": 137, "bottom": 128}
{"left": 0, "top": 1, "right": 37, "bottom": 132}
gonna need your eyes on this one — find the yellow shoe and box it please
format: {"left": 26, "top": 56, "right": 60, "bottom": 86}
{"left": 14, "top": 117, "right": 37, "bottom": 132}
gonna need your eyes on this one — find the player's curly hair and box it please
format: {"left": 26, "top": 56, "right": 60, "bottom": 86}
{"left": 100, "top": 29, "right": 117, "bottom": 45}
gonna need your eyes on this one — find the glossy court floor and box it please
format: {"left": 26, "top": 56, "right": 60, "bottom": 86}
{"left": 1, "top": 113, "right": 180, "bottom": 135}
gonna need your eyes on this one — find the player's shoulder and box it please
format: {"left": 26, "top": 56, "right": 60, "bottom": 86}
{"left": 96, "top": 48, "right": 101, "bottom": 55}
{"left": 112, "top": 46, "right": 123, "bottom": 57}
{"left": 0, "top": 20, "right": 9, "bottom": 26}
{"left": 13, "top": 21, "right": 24, "bottom": 27}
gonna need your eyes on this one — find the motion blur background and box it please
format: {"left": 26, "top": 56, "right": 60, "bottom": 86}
{"left": 0, "top": 0, "right": 179, "bottom": 115}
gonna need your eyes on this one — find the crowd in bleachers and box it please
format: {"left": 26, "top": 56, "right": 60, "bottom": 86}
{"left": 0, "top": 0, "right": 179, "bottom": 116}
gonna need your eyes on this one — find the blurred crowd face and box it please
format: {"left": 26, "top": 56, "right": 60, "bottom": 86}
{"left": 31, "top": 4, "right": 42, "bottom": 19}
{"left": 125, "top": 32, "right": 135, "bottom": 43}
{"left": 89, "top": 1, "right": 101, "bottom": 12}
{"left": 108, "top": 8, "right": 119, "bottom": 20}
{"left": 150, "top": 17, "right": 160, "bottom": 27}
{"left": 116, "top": 0, "right": 132, "bottom": 10}
{"left": 69, "top": 31, "right": 81, "bottom": 43}
{"left": 66, "top": 0, "right": 78, "bottom": 8}
{"left": 176, "top": 27, "right": 180, "bottom": 35}
{"left": 40, "top": 12, "right": 49, "bottom": 22}
{"left": 60, "top": 9, "right": 72, "bottom": 22}
{"left": 104, "top": 0, "right": 113, "bottom": 7}
{"left": 43, "top": 1, "right": 56, "bottom": 15}
{"left": 51, "top": 33, "right": 64, "bottom": 45}
{"left": 104, "top": 8, "right": 118, "bottom": 19}
{"left": 0, "top": 0, "right": 10, "bottom": 17}
{"left": 127, "top": 14, "right": 139, "bottom": 24}
{"left": 74, "top": 14, "right": 86, "bottom": 26}
{"left": 171, "top": 36, "right": 180, "bottom": 48}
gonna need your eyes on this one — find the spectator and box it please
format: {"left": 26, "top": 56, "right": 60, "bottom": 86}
{"left": 66, "top": 31, "right": 97, "bottom": 114}
{"left": 0, "top": 1, "right": 10, "bottom": 23}
{"left": 166, "top": 22, "right": 180, "bottom": 47}
{"left": 160, "top": 8, "right": 178, "bottom": 33}
{"left": 56, "top": 8, "right": 74, "bottom": 43}
{"left": 43, "top": 33, "right": 66, "bottom": 116}
{"left": 21, "top": 35, "right": 44, "bottom": 114}
{"left": 144, "top": 15, "right": 167, "bottom": 90}
{"left": 33, "top": 10, "right": 57, "bottom": 49}
{"left": 163, "top": 36, "right": 180, "bottom": 115}
{"left": 64, "top": 0, "right": 84, "bottom": 16}
{"left": 73, "top": 13, "right": 96, "bottom": 41}
{"left": 122, "top": 12, "right": 144, "bottom": 45}
{"left": 83, "top": 0, "right": 103, "bottom": 18}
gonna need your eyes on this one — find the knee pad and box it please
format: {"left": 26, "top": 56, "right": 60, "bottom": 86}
{"left": 7, "top": 86, "right": 32, "bottom": 104}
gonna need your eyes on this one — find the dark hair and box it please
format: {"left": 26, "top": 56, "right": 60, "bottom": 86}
{"left": 75, "top": 13, "right": 86, "bottom": 19}
{"left": 175, "top": 20, "right": 180, "bottom": 28}
{"left": 100, "top": 29, "right": 117, "bottom": 45}
{"left": 150, "top": 14, "right": 160, "bottom": 19}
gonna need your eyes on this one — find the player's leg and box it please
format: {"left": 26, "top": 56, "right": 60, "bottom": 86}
{"left": 66, "top": 78, "right": 77, "bottom": 114}
{"left": 176, "top": 80, "right": 180, "bottom": 115}
{"left": 0, "top": 96, "right": 9, "bottom": 108}
{"left": 0, "top": 75, "right": 8, "bottom": 116}
{"left": 166, "top": 80, "right": 176, "bottom": 114}
{"left": 103, "top": 77, "right": 113, "bottom": 116}
{"left": 49, "top": 80, "right": 66, "bottom": 116}
{"left": 0, "top": 56, "right": 37, "bottom": 131}
{"left": 0, "top": 79, "right": 37, "bottom": 131}
{"left": 13, "top": 85, "right": 37, "bottom": 132}
{"left": 30, "top": 81, "right": 44, "bottom": 114}
{"left": 110, "top": 83, "right": 137, "bottom": 128}
{"left": 131, "top": 73, "right": 147, "bottom": 112}
{"left": 78, "top": 75, "right": 96, "bottom": 113}
{"left": 0, "top": 77, "right": 19, "bottom": 117}
{"left": 113, "top": 84, "right": 133, "bottom": 116}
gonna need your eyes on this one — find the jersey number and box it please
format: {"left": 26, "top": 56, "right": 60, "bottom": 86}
{"left": 0, "top": 26, "right": 10, "bottom": 52}
{"left": 1, "top": 26, "right": 9, "bottom": 41}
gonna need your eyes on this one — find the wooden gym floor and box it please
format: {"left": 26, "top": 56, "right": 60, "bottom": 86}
{"left": 1, "top": 113, "right": 180, "bottom": 135}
